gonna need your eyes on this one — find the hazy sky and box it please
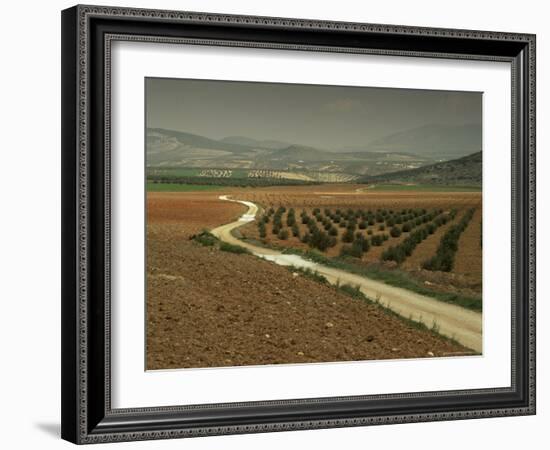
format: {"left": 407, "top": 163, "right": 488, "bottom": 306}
{"left": 146, "top": 78, "right": 481, "bottom": 150}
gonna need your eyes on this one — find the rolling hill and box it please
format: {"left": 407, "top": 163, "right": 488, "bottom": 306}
{"left": 146, "top": 128, "right": 433, "bottom": 176}
{"left": 219, "top": 136, "right": 290, "bottom": 150}
{"left": 147, "top": 128, "right": 256, "bottom": 153}
{"left": 363, "top": 124, "right": 482, "bottom": 160}
{"left": 358, "top": 151, "right": 482, "bottom": 186}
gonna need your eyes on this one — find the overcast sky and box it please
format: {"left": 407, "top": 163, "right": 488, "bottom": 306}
{"left": 146, "top": 77, "right": 481, "bottom": 150}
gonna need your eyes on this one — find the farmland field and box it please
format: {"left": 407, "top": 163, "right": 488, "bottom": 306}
{"left": 146, "top": 184, "right": 481, "bottom": 369}
{"left": 146, "top": 182, "right": 225, "bottom": 192}
{"left": 235, "top": 185, "right": 482, "bottom": 297}
{"left": 361, "top": 184, "right": 481, "bottom": 192}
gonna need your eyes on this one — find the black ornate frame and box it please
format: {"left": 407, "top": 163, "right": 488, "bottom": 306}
{"left": 61, "top": 4, "right": 536, "bottom": 444}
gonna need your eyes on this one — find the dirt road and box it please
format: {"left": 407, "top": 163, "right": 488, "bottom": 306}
{"left": 211, "top": 195, "right": 482, "bottom": 352}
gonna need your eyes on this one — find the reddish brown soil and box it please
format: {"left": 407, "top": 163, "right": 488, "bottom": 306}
{"left": 453, "top": 206, "right": 483, "bottom": 289}
{"left": 147, "top": 192, "right": 245, "bottom": 236}
{"left": 146, "top": 235, "right": 469, "bottom": 369}
{"left": 146, "top": 189, "right": 472, "bottom": 369}
{"left": 238, "top": 187, "right": 481, "bottom": 210}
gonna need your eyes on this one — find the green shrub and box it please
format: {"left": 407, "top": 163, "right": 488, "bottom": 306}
{"left": 342, "top": 228, "right": 355, "bottom": 243}
{"left": 340, "top": 243, "right": 362, "bottom": 258}
{"left": 191, "top": 231, "right": 218, "bottom": 247}
{"left": 259, "top": 223, "right": 266, "bottom": 238}
{"left": 352, "top": 239, "right": 365, "bottom": 256}
{"left": 220, "top": 242, "right": 250, "bottom": 254}
{"left": 358, "top": 236, "right": 370, "bottom": 252}
{"left": 308, "top": 229, "right": 332, "bottom": 251}
{"left": 370, "top": 235, "right": 383, "bottom": 246}
{"left": 390, "top": 226, "right": 402, "bottom": 238}
{"left": 278, "top": 229, "right": 289, "bottom": 240}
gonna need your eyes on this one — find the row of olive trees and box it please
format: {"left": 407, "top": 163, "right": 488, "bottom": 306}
{"left": 300, "top": 210, "right": 337, "bottom": 251}
{"left": 256, "top": 205, "right": 460, "bottom": 263}
{"left": 422, "top": 208, "right": 475, "bottom": 272}
{"left": 380, "top": 209, "right": 458, "bottom": 264}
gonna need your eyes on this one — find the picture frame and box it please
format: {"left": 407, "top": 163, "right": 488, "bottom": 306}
{"left": 61, "top": 4, "right": 536, "bottom": 444}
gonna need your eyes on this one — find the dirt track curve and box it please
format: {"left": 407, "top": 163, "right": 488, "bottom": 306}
{"left": 211, "top": 195, "right": 482, "bottom": 352}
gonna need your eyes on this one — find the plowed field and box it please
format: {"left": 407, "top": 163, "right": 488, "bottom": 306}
{"left": 146, "top": 187, "right": 476, "bottom": 369}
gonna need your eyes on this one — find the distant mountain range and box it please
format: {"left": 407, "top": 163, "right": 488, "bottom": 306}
{"left": 146, "top": 123, "right": 481, "bottom": 178}
{"left": 359, "top": 151, "right": 482, "bottom": 186}
{"left": 361, "top": 124, "right": 482, "bottom": 160}
{"left": 219, "top": 136, "right": 290, "bottom": 150}
{"left": 147, "top": 128, "right": 434, "bottom": 176}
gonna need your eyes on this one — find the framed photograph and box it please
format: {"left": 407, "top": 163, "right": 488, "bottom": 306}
{"left": 61, "top": 5, "right": 536, "bottom": 444}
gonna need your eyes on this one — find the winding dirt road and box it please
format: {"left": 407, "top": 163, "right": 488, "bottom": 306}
{"left": 211, "top": 195, "right": 482, "bottom": 352}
